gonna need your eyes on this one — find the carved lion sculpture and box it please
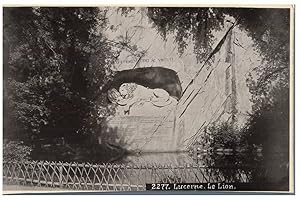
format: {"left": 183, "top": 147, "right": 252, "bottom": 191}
{"left": 108, "top": 83, "right": 174, "bottom": 115}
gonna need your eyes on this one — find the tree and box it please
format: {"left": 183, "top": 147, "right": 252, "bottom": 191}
{"left": 3, "top": 140, "right": 32, "bottom": 162}
{"left": 3, "top": 7, "right": 117, "bottom": 144}
{"left": 147, "top": 8, "right": 289, "bottom": 63}
{"left": 147, "top": 7, "right": 226, "bottom": 62}
{"left": 146, "top": 7, "right": 290, "bottom": 137}
{"left": 146, "top": 7, "right": 290, "bottom": 188}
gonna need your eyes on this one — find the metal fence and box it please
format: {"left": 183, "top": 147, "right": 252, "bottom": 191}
{"left": 3, "top": 160, "right": 262, "bottom": 191}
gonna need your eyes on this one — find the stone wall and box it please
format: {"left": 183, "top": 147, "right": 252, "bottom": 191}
{"left": 103, "top": 114, "right": 176, "bottom": 152}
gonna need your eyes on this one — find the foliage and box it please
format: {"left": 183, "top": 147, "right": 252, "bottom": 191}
{"left": 3, "top": 7, "right": 290, "bottom": 168}
{"left": 148, "top": 7, "right": 290, "bottom": 151}
{"left": 3, "top": 7, "right": 117, "bottom": 143}
{"left": 243, "top": 85, "right": 289, "bottom": 153}
{"left": 242, "top": 88, "right": 290, "bottom": 188}
{"left": 236, "top": 8, "right": 290, "bottom": 157}
{"left": 201, "top": 122, "right": 242, "bottom": 150}
{"left": 148, "top": 7, "right": 290, "bottom": 188}
{"left": 227, "top": 8, "right": 290, "bottom": 66}
{"left": 147, "top": 8, "right": 226, "bottom": 62}
{"left": 3, "top": 140, "right": 33, "bottom": 162}
{"left": 146, "top": 8, "right": 290, "bottom": 65}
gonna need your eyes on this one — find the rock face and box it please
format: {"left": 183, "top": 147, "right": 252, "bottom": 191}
{"left": 99, "top": 8, "right": 260, "bottom": 152}
{"left": 102, "top": 80, "right": 179, "bottom": 152}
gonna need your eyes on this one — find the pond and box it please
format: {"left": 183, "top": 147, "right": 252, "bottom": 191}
{"left": 118, "top": 151, "right": 289, "bottom": 191}
{"left": 29, "top": 140, "right": 290, "bottom": 191}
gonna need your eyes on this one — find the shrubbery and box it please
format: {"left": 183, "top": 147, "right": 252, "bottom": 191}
{"left": 3, "top": 140, "right": 32, "bottom": 162}
{"left": 203, "top": 122, "right": 242, "bottom": 150}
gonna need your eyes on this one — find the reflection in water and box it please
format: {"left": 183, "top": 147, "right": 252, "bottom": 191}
{"left": 194, "top": 151, "right": 289, "bottom": 190}
{"left": 119, "top": 152, "right": 197, "bottom": 166}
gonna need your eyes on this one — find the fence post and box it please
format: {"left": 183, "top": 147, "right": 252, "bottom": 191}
{"left": 59, "top": 163, "right": 63, "bottom": 188}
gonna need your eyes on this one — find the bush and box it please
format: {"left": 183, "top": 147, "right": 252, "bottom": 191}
{"left": 203, "top": 122, "right": 242, "bottom": 150}
{"left": 3, "top": 140, "right": 32, "bottom": 162}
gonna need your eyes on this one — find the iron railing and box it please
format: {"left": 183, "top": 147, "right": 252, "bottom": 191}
{"left": 3, "top": 160, "right": 263, "bottom": 191}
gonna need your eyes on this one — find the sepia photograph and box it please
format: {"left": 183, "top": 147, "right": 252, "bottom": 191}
{"left": 2, "top": 5, "right": 294, "bottom": 194}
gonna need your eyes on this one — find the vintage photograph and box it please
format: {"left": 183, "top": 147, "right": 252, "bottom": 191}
{"left": 2, "top": 6, "right": 294, "bottom": 194}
